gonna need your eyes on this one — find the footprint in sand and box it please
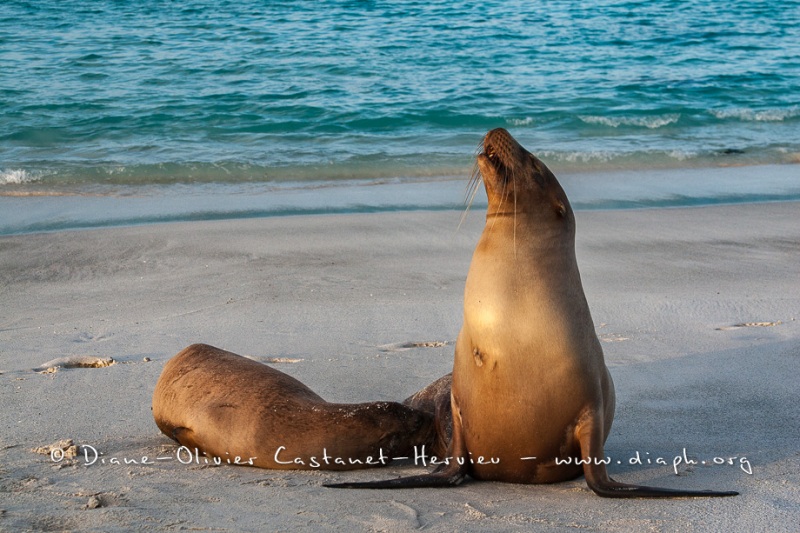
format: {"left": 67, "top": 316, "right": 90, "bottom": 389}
{"left": 31, "top": 438, "right": 80, "bottom": 459}
{"left": 80, "top": 492, "right": 127, "bottom": 510}
{"left": 599, "top": 333, "right": 630, "bottom": 343}
{"left": 245, "top": 356, "right": 304, "bottom": 364}
{"left": 378, "top": 341, "right": 451, "bottom": 352}
{"left": 595, "top": 323, "right": 630, "bottom": 343}
{"left": 35, "top": 355, "right": 115, "bottom": 373}
{"left": 716, "top": 321, "right": 782, "bottom": 331}
{"left": 263, "top": 357, "right": 304, "bottom": 364}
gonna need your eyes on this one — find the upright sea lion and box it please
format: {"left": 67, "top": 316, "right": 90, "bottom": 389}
{"left": 153, "top": 344, "right": 435, "bottom": 470}
{"left": 329, "top": 128, "right": 737, "bottom": 497}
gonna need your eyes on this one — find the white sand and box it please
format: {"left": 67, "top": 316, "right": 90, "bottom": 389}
{"left": 1, "top": 201, "right": 798, "bottom": 531}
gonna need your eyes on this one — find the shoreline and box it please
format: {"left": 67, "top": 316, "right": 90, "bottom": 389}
{"left": 1, "top": 201, "right": 798, "bottom": 530}
{"left": 1, "top": 162, "right": 799, "bottom": 236}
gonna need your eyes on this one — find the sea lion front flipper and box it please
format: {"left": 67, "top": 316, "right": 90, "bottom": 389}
{"left": 576, "top": 410, "right": 738, "bottom": 498}
{"left": 324, "top": 462, "right": 466, "bottom": 489}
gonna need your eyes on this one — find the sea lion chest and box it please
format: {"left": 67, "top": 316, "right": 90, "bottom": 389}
{"left": 452, "top": 227, "right": 601, "bottom": 480}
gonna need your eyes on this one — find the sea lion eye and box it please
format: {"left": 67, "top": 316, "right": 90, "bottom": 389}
{"left": 555, "top": 201, "right": 566, "bottom": 217}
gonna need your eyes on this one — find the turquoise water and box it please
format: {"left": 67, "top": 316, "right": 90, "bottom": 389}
{"left": 1, "top": 0, "right": 799, "bottom": 232}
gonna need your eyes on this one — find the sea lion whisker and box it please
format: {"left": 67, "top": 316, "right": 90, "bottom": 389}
{"left": 513, "top": 173, "right": 517, "bottom": 259}
{"left": 460, "top": 140, "right": 486, "bottom": 225}
{"left": 487, "top": 173, "right": 510, "bottom": 233}
{"left": 459, "top": 161, "right": 483, "bottom": 230}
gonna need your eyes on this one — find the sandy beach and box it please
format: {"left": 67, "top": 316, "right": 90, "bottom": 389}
{"left": 1, "top": 200, "right": 798, "bottom": 531}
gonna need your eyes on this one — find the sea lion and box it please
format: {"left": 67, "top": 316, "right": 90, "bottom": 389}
{"left": 152, "top": 343, "right": 435, "bottom": 470}
{"left": 329, "top": 128, "right": 737, "bottom": 497}
{"left": 402, "top": 372, "right": 453, "bottom": 458}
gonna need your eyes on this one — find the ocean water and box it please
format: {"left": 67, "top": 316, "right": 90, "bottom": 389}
{"left": 1, "top": 0, "right": 799, "bottom": 232}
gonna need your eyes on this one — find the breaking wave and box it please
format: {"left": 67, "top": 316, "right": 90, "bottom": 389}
{"left": 578, "top": 114, "right": 681, "bottom": 129}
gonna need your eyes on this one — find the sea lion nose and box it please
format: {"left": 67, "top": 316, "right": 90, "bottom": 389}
{"left": 482, "top": 128, "right": 523, "bottom": 166}
{"left": 483, "top": 128, "right": 511, "bottom": 150}
{"left": 486, "top": 127, "right": 511, "bottom": 138}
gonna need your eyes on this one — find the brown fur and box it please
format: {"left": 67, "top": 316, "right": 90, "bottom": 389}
{"left": 329, "top": 129, "right": 737, "bottom": 497}
{"left": 153, "top": 344, "right": 435, "bottom": 470}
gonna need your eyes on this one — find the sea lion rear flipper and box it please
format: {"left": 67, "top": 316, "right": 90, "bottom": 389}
{"left": 576, "top": 411, "right": 738, "bottom": 498}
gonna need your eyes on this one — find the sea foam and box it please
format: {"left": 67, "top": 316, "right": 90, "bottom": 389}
{"left": 578, "top": 115, "right": 681, "bottom": 129}
{"left": 0, "top": 169, "right": 40, "bottom": 185}
{"left": 710, "top": 107, "right": 800, "bottom": 122}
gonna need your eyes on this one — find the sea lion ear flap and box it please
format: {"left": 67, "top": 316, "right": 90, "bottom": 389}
{"left": 555, "top": 200, "right": 567, "bottom": 218}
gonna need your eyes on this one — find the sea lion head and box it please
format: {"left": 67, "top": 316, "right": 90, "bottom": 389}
{"left": 475, "top": 128, "right": 573, "bottom": 230}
